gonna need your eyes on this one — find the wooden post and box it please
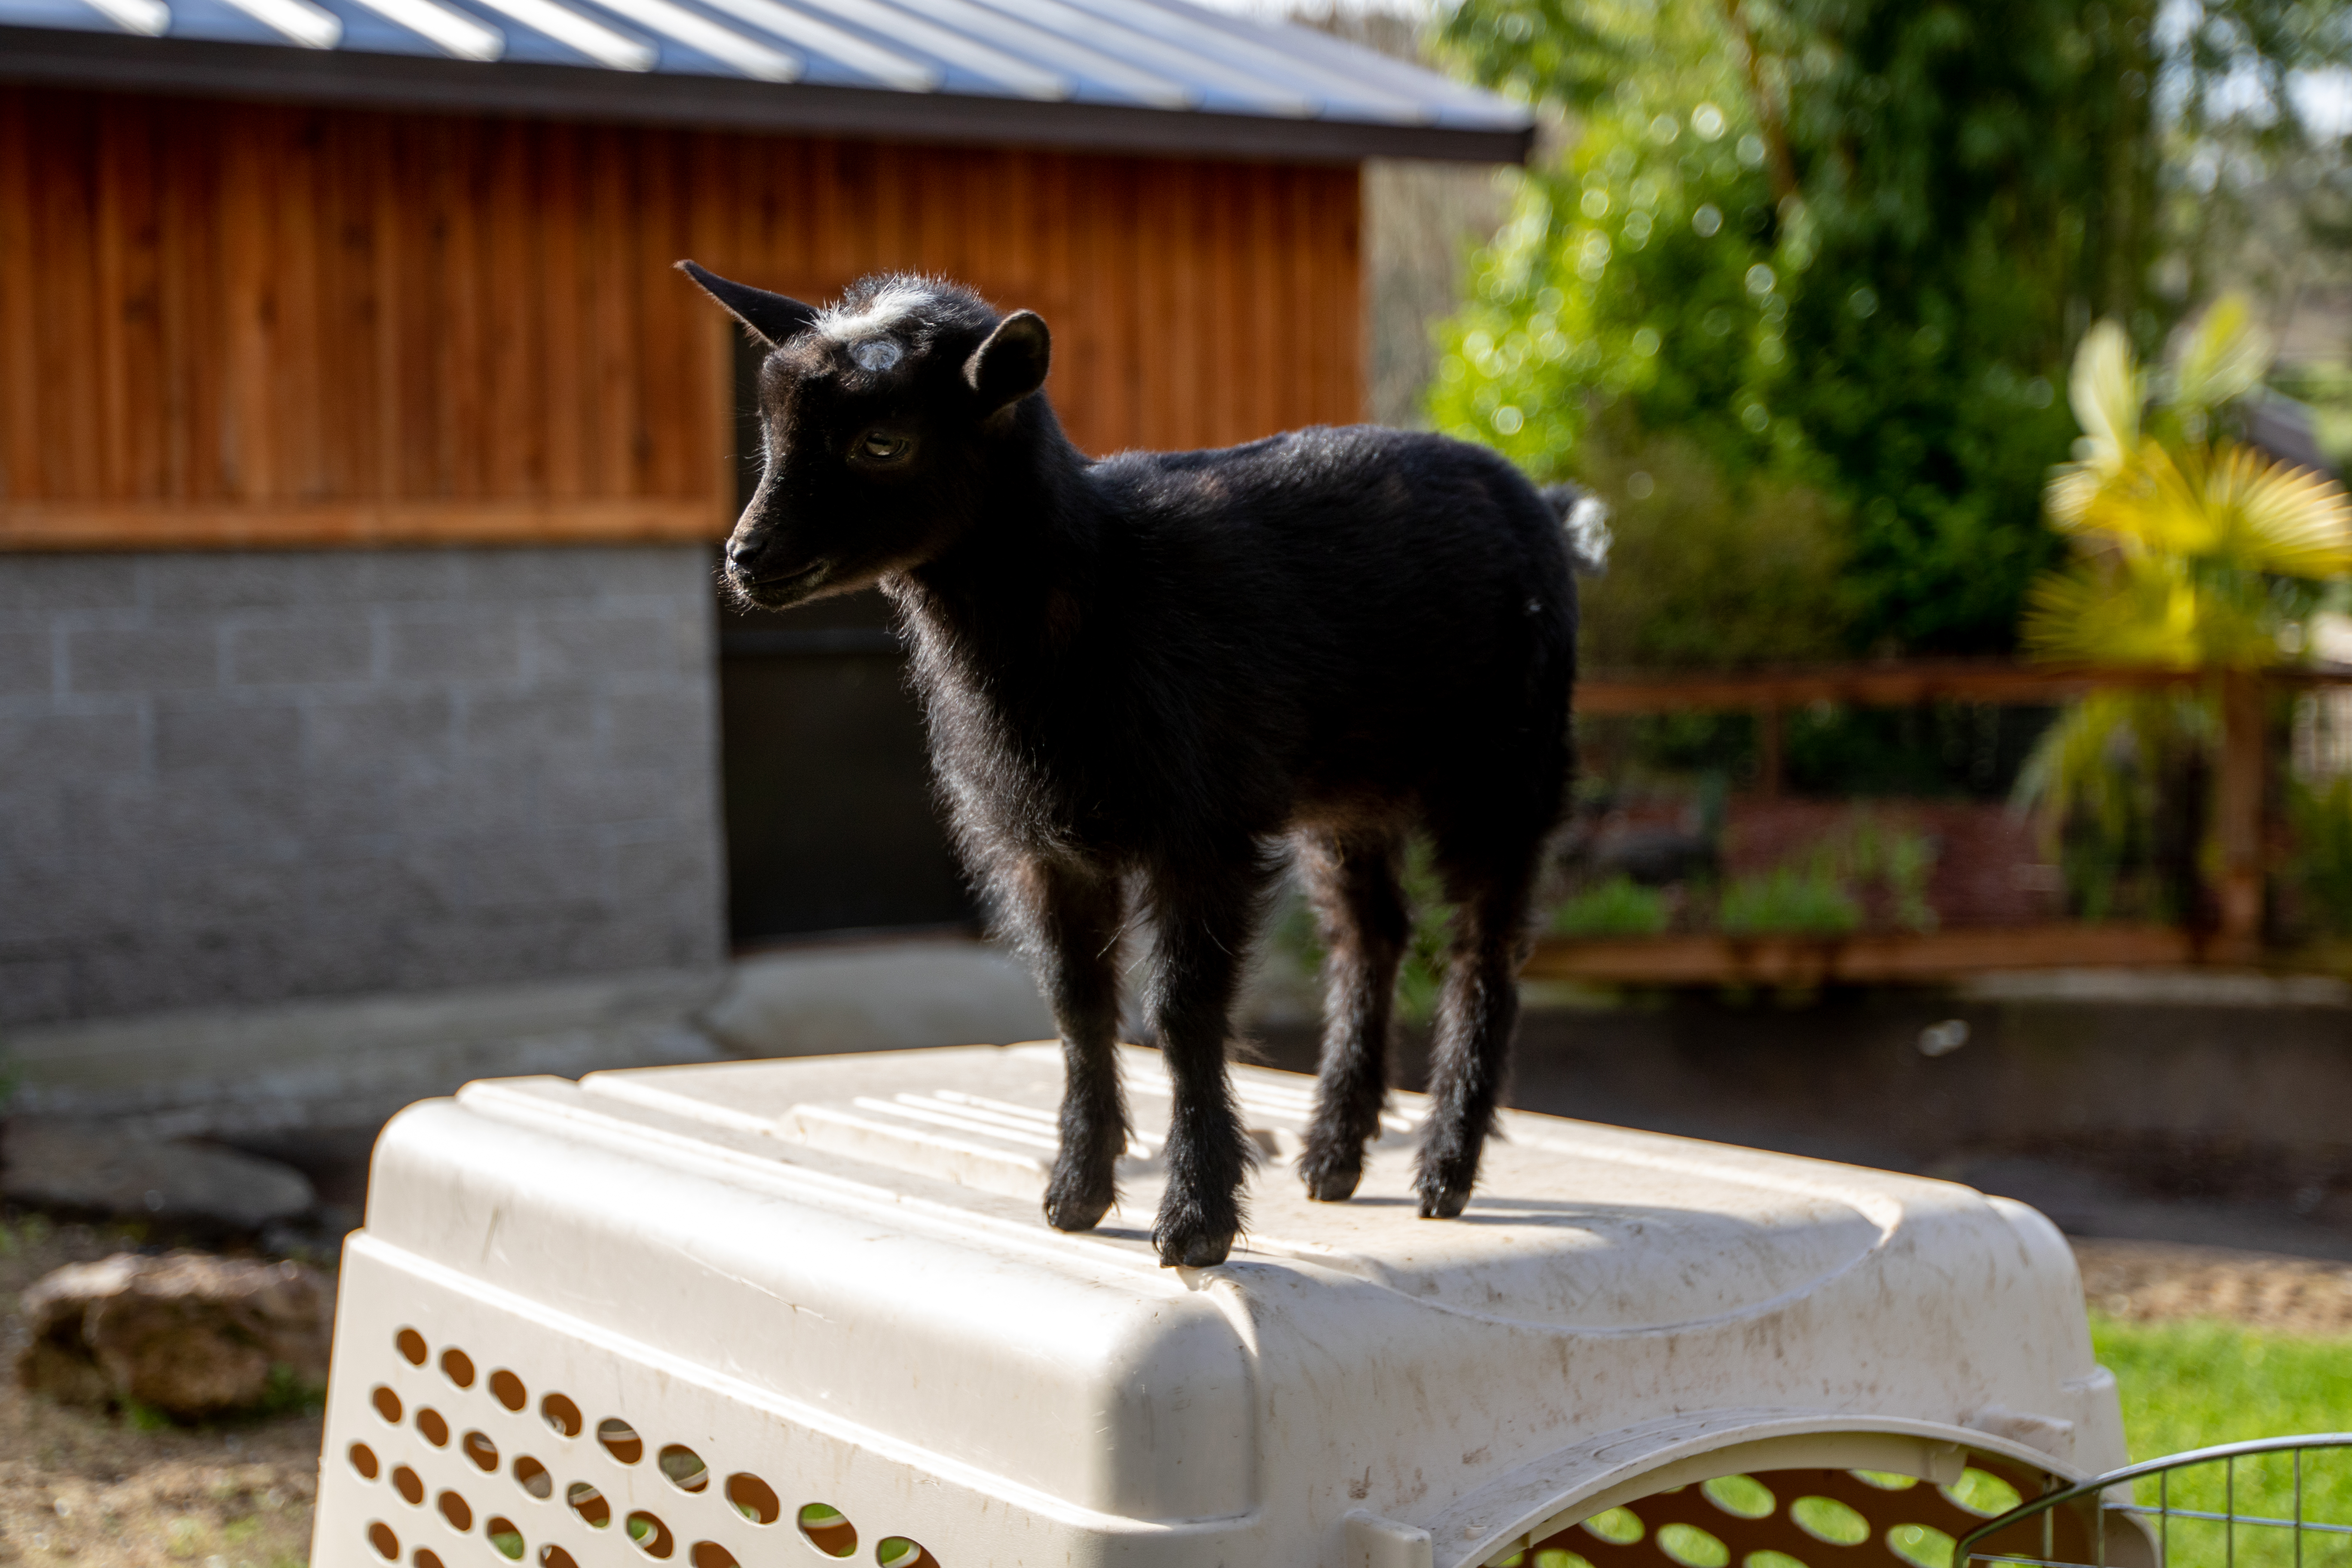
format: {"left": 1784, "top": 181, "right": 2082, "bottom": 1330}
{"left": 1756, "top": 705, "right": 1784, "bottom": 799}
{"left": 2214, "top": 670, "right": 2265, "bottom": 962}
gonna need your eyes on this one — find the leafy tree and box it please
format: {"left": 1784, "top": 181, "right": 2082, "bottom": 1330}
{"left": 1428, "top": 0, "right": 2352, "bottom": 656}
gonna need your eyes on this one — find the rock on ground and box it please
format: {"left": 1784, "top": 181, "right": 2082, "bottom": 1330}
{"left": 2, "top": 1121, "right": 315, "bottom": 1231}
{"left": 18, "top": 1253, "right": 332, "bottom": 1420}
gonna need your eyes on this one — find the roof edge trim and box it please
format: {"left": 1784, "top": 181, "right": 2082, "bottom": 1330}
{"left": 0, "top": 24, "right": 1535, "bottom": 163}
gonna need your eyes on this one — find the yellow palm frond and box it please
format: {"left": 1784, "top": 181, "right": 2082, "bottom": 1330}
{"left": 2067, "top": 320, "right": 2140, "bottom": 478}
{"left": 2171, "top": 293, "right": 2269, "bottom": 416}
{"left": 2022, "top": 557, "right": 2200, "bottom": 666}
{"left": 2202, "top": 444, "right": 2352, "bottom": 578}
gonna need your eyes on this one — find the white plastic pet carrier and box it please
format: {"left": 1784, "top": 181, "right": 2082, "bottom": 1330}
{"left": 312, "top": 1044, "right": 2135, "bottom": 1568}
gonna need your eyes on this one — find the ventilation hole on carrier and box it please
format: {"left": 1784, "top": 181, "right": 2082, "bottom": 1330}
{"left": 657, "top": 1446, "right": 709, "bottom": 1493}
{"left": 1947, "top": 1470, "right": 2023, "bottom": 1517}
{"left": 1657, "top": 1524, "right": 1729, "bottom": 1568}
{"left": 438, "top": 1491, "right": 474, "bottom": 1533}
{"left": 393, "top": 1467, "right": 426, "bottom": 1507}
{"left": 350, "top": 1443, "right": 381, "bottom": 1481}
{"left": 490, "top": 1370, "right": 527, "bottom": 1412}
{"left": 511, "top": 1457, "right": 553, "bottom": 1501}
{"left": 1580, "top": 1508, "right": 1643, "bottom": 1546}
{"left": 690, "top": 1545, "right": 739, "bottom": 1568}
{"left": 567, "top": 1483, "right": 612, "bottom": 1529}
{"left": 441, "top": 1348, "right": 476, "bottom": 1388}
{"left": 727, "top": 1474, "right": 781, "bottom": 1525}
{"left": 1746, "top": 1553, "right": 1808, "bottom": 1568}
{"left": 1890, "top": 1524, "right": 1958, "bottom": 1568}
{"left": 487, "top": 1517, "right": 525, "bottom": 1560}
{"left": 1531, "top": 1553, "right": 1587, "bottom": 1568}
{"left": 876, "top": 1537, "right": 931, "bottom": 1567}
{"left": 1701, "top": 1476, "right": 1774, "bottom": 1519}
{"left": 417, "top": 1408, "right": 450, "bottom": 1447}
{"left": 540, "top": 1394, "right": 582, "bottom": 1438}
{"left": 539, "top": 1550, "right": 578, "bottom": 1568}
{"left": 597, "top": 1418, "right": 644, "bottom": 1464}
{"left": 627, "top": 1512, "right": 676, "bottom": 1559}
{"left": 797, "top": 1504, "right": 858, "bottom": 1559}
{"left": 1791, "top": 1498, "right": 1868, "bottom": 1547}
{"left": 373, "top": 1387, "right": 404, "bottom": 1424}
{"left": 369, "top": 1522, "right": 401, "bottom": 1559}
{"left": 397, "top": 1329, "right": 429, "bottom": 1366}
{"left": 462, "top": 1432, "right": 499, "bottom": 1472}
{"left": 414, "top": 1550, "right": 444, "bottom": 1568}
{"left": 1853, "top": 1471, "right": 1919, "bottom": 1491}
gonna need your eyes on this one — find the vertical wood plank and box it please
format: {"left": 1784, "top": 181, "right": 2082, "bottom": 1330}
{"left": 0, "top": 93, "right": 1369, "bottom": 534}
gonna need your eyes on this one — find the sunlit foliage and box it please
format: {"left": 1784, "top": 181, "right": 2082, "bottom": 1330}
{"left": 1428, "top": 0, "right": 2352, "bottom": 654}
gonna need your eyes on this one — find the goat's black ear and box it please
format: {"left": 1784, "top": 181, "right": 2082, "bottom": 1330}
{"left": 676, "top": 260, "right": 817, "bottom": 348}
{"left": 965, "top": 311, "right": 1050, "bottom": 416}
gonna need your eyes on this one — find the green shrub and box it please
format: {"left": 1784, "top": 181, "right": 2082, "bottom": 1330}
{"left": 1716, "top": 869, "right": 1860, "bottom": 936}
{"left": 2288, "top": 773, "right": 2352, "bottom": 937}
{"left": 1550, "top": 876, "right": 1671, "bottom": 938}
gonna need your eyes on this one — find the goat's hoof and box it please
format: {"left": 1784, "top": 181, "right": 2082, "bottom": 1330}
{"left": 1417, "top": 1185, "right": 1471, "bottom": 1220}
{"left": 1300, "top": 1161, "right": 1362, "bottom": 1203}
{"left": 1043, "top": 1191, "right": 1114, "bottom": 1233}
{"left": 1157, "top": 1229, "right": 1237, "bottom": 1268}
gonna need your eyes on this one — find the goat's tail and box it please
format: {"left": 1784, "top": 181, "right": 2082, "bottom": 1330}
{"left": 1540, "top": 481, "right": 1611, "bottom": 577}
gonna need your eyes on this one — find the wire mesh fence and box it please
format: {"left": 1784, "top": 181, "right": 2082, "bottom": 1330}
{"left": 1954, "top": 1436, "right": 2352, "bottom": 1568}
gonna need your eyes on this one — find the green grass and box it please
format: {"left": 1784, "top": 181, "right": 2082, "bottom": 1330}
{"left": 2092, "top": 1314, "right": 2352, "bottom": 1568}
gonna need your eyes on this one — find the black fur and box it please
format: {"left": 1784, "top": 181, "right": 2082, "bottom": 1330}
{"left": 681, "top": 263, "right": 1584, "bottom": 1267}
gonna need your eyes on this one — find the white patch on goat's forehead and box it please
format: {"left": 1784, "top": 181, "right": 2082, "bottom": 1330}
{"left": 816, "top": 279, "right": 940, "bottom": 344}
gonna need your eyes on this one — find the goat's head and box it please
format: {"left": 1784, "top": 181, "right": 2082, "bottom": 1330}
{"left": 678, "top": 262, "right": 1052, "bottom": 610}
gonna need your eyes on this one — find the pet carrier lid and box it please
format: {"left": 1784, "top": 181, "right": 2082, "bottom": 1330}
{"left": 355, "top": 1044, "right": 2125, "bottom": 1565}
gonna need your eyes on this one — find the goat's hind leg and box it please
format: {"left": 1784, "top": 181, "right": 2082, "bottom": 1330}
{"left": 1415, "top": 848, "right": 1538, "bottom": 1220}
{"left": 1008, "top": 858, "right": 1130, "bottom": 1234}
{"left": 1296, "top": 829, "right": 1408, "bottom": 1202}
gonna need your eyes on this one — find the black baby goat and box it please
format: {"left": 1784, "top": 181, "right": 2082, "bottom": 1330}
{"left": 683, "top": 263, "right": 1599, "bottom": 1268}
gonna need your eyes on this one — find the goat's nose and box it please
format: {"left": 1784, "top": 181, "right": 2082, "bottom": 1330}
{"left": 725, "top": 536, "right": 758, "bottom": 571}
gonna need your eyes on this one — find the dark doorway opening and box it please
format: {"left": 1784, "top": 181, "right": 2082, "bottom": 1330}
{"left": 717, "top": 332, "right": 978, "bottom": 944}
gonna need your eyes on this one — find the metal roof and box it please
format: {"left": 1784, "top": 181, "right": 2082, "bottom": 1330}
{"left": 0, "top": 0, "right": 1533, "bottom": 161}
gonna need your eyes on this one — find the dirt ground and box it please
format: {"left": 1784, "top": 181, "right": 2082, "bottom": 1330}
{"left": 2073, "top": 1237, "right": 2352, "bottom": 1336}
{"left": 0, "top": 1224, "right": 2344, "bottom": 1568}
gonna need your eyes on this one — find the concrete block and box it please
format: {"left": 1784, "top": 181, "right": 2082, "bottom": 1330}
{"left": 467, "top": 545, "right": 711, "bottom": 601}
{"left": 605, "top": 688, "right": 711, "bottom": 767}
{"left": 158, "top": 551, "right": 459, "bottom": 609}
{"left": 530, "top": 613, "right": 686, "bottom": 678}
{"left": 148, "top": 772, "right": 306, "bottom": 854}
{"left": 156, "top": 702, "right": 303, "bottom": 775}
{"left": 306, "top": 692, "right": 455, "bottom": 764}
{"left": 383, "top": 616, "right": 521, "bottom": 683}
{"left": 67, "top": 626, "right": 220, "bottom": 694}
{"left": 457, "top": 689, "right": 600, "bottom": 762}
{"left": 0, "top": 630, "right": 54, "bottom": 695}
{"left": 0, "top": 557, "right": 140, "bottom": 614}
{"left": 227, "top": 622, "right": 374, "bottom": 686}
{"left": 0, "top": 711, "right": 144, "bottom": 788}
{"left": 539, "top": 764, "right": 683, "bottom": 828}
{"left": 149, "top": 853, "right": 307, "bottom": 930}
{"left": 0, "top": 957, "right": 75, "bottom": 1026}
{"left": 0, "top": 853, "right": 147, "bottom": 945}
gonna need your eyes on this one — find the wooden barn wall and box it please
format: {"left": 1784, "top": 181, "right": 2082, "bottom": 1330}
{"left": 0, "top": 86, "right": 1364, "bottom": 550}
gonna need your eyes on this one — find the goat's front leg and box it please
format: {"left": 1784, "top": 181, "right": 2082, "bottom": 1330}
{"left": 1004, "top": 858, "right": 1130, "bottom": 1234}
{"left": 1143, "top": 864, "right": 1271, "bottom": 1267}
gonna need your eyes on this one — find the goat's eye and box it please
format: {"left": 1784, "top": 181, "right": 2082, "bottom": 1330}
{"left": 858, "top": 430, "right": 912, "bottom": 462}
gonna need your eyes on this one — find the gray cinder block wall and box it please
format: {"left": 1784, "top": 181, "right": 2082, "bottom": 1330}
{"left": 0, "top": 546, "right": 727, "bottom": 1026}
